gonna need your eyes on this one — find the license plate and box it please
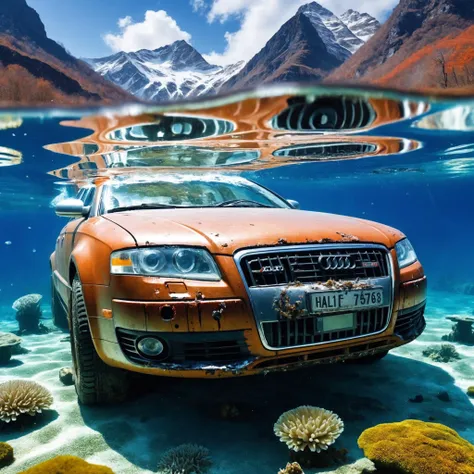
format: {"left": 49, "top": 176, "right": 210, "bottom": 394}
{"left": 310, "top": 288, "right": 384, "bottom": 313}
{"left": 322, "top": 313, "right": 355, "bottom": 332}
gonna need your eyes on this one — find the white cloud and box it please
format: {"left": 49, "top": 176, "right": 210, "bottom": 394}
{"left": 191, "top": 0, "right": 207, "bottom": 12}
{"left": 117, "top": 16, "right": 132, "bottom": 28}
{"left": 104, "top": 10, "right": 192, "bottom": 53}
{"left": 204, "top": 0, "right": 397, "bottom": 66}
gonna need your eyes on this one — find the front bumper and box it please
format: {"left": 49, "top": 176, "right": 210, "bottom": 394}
{"left": 84, "top": 276, "right": 426, "bottom": 378}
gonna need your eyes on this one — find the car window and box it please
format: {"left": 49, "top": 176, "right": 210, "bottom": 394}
{"left": 101, "top": 177, "right": 289, "bottom": 212}
{"left": 76, "top": 187, "right": 95, "bottom": 207}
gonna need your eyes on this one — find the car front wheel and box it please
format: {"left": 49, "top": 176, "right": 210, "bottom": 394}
{"left": 70, "top": 276, "right": 130, "bottom": 405}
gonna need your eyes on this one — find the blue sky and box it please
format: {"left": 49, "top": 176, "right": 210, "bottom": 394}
{"left": 28, "top": 0, "right": 397, "bottom": 65}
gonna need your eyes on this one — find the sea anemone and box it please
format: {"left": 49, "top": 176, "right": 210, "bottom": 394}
{"left": 0, "top": 380, "right": 53, "bottom": 423}
{"left": 274, "top": 406, "right": 344, "bottom": 453}
{"left": 157, "top": 444, "right": 212, "bottom": 474}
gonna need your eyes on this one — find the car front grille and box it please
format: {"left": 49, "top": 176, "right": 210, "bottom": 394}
{"left": 262, "top": 307, "right": 390, "bottom": 349}
{"left": 394, "top": 303, "right": 426, "bottom": 341}
{"left": 240, "top": 247, "right": 389, "bottom": 287}
{"left": 116, "top": 328, "right": 249, "bottom": 366}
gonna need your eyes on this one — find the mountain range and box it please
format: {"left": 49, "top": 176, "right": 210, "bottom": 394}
{"left": 1, "top": 0, "right": 473, "bottom": 105}
{"left": 0, "top": 0, "right": 131, "bottom": 104}
{"left": 329, "top": 0, "right": 474, "bottom": 90}
{"left": 85, "top": 2, "right": 381, "bottom": 101}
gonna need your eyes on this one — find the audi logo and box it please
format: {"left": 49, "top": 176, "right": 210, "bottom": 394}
{"left": 318, "top": 255, "right": 356, "bottom": 270}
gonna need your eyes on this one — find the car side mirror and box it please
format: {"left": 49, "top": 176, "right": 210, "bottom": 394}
{"left": 287, "top": 199, "right": 300, "bottom": 210}
{"left": 55, "top": 199, "right": 89, "bottom": 218}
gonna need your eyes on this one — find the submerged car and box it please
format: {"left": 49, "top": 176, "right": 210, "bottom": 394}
{"left": 51, "top": 175, "right": 426, "bottom": 404}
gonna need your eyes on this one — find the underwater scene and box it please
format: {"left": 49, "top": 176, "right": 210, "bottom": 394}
{"left": 0, "top": 85, "right": 474, "bottom": 474}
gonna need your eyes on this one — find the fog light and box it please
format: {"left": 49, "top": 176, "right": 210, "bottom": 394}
{"left": 137, "top": 337, "right": 164, "bottom": 357}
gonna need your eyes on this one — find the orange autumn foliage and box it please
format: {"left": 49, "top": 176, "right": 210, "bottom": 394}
{"left": 376, "top": 26, "right": 474, "bottom": 90}
{"left": 0, "top": 64, "right": 86, "bottom": 105}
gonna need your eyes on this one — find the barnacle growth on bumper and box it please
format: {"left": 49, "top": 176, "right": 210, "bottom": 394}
{"left": 0, "top": 380, "right": 53, "bottom": 423}
{"left": 314, "top": 279, "right": 374, "bottom": 291}
{"left": 274, "top": 406, "right": 344, "bottom": 453}
{"left": 273, "top": 289, "right": 308, "bottom": 320}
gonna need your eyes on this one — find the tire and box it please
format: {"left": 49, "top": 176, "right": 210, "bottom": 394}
{"left": 347, "top": 350, "right": 389, "bottom": 364}
{"left": 70, "top": 276, "right": 130, "bottom": 405}
{"left": 51, "top": 277, "right": 69, "bottom": 330}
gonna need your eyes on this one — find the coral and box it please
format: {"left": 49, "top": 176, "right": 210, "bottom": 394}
{"left": 358, "top": 420, "right": 474, "bottom": 474}
{"left": 19, "top": 455, "right": 114, "bottom": 473}
{"left": 274, "top": 289, "right": 307, "bottom": 320}
{"left": 157, "top": 444, "right": 212, "bottom": 474}
{"left": 0, "top": 442, "right": 14, "bottom": 468}
{"left": 274, "top": 406, "right": 344, "bottom": 453}
{"left": 12, "top": 294, "right": 47, "bottom": 334}
{"left": 422, "top": 344, "right": 461, "bottom": 362}
{"left": 442, "top": 316, "right": 474, "bottom": 344}
{"left": 0, "top": 332, "right": 22, "bottom": 365}
{"left": 468, "top": 386, "right": 474, "bottom": 398}
{"left": 278, "top": 462, "right": 304, "bottom": 474}
{"left": 0, "top": 380, "right": 53, "bottom": 423}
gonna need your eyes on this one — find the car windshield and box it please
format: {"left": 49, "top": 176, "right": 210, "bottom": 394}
{"left": 100, "top": 176, "right": 290, "bottom": 213}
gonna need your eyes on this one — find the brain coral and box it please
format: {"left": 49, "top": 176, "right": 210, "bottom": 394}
{"left": 0, "top": 442, "right": 14, "bottom": 468}
{"left": 274, "top": 406, "right": 344, "bottom": 453}
{"left": 358, "top": 419, "right": 474, "bottom": 474}
{"left": 19, "top": 455, "right": 114, "bottom": 473}
{"left": 0, "top": 380, "right": 53, "bottom": 423}
{"left": 157, "top": 444, "right": 212, "bottom": 474}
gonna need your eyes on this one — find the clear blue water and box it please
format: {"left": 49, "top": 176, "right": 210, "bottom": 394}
{"left": 0, "top": 87, "right": 473, "bottom": 473}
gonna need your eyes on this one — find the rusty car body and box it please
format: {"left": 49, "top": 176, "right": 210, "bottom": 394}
{"left": 51, "top": 174, "right": 426, "bottom": 404}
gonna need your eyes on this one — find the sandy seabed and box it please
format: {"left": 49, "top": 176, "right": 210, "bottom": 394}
{"left": 1, "top": 289, "right": 474, "bottom": 474}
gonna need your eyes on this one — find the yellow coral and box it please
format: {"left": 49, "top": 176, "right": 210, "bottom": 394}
{"left": 19, "top": 455, "right": 114, "bottom": 473}
{"left": 0, "top": 380, "right": 53, "bottom": 423}
{"left": 0, "top": 442, "right": 14, "bottom": 468}
{"left": 468, "top": 386, "right": 474, "bottom": 398}
{"left": 358, "top": 420, "right": 474, "bottom": 474}
{"left": 274, "top": 406, "right": 344, "bottom": 453}
{"left": 278, "top": 462, "right": 304, "bottom": 474}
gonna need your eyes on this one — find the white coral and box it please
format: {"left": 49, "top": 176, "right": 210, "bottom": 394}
{"left": 0, "top": 380, "right": 53, "bottom": 423}
{"left": 274, "top": 406, "right": 344, "bottom": 453}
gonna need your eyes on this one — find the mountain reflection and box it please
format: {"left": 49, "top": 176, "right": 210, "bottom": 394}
{"left": 46, "top": 88, "right": 427, "bottom": 181}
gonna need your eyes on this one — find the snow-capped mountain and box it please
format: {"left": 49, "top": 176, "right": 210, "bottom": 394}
{"left": 85, "top": 40, "right": 244, "bottom": 102}
{"left": 340, "top": 9, "right": 381, "bottom": 42}
{"left": 222, "top": 3, "right": 380, "bottom": 91}
{"left": 87, "top": 3, "right": 380, "bottom": 102}
{"left": 297, "top": 2, "right": 364, "bottom": 56}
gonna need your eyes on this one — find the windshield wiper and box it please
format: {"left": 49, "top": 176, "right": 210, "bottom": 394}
{"left": 107, "top": 203, "right": 181, "bottom": 213}
{"left": 215, "top": 199, "right": 273, "bottom": 208}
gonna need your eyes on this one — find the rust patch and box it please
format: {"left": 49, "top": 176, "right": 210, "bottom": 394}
{"left": 336, "top": 232, "right": 360, "bottom": 242}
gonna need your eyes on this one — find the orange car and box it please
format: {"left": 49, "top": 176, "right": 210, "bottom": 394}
{"left": 51, "top": 175, "right": 426, "bottom": 404}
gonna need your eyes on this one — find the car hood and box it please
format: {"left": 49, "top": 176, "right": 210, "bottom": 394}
{"left": 103, "top": 208, "right": 404, "bottom": 255}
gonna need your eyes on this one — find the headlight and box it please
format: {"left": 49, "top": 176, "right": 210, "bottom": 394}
{"left": 111, "top": 247, "right": 221, "bottom": 281}
{"left": 395, "top": 239, "right": 418, "bottom": 268}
